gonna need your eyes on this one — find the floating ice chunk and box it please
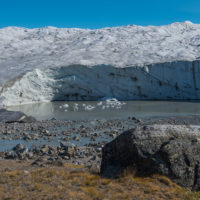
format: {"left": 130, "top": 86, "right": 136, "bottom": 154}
{"left": 85, "top": 105, "right": 95, "bottom": 111}
{"left": 105, "top": 98, "right": 118, "bottom": 103}
{"left": 102, "top": 106, "right": 106, "bottom": 110}
{"left": 106, "top": 98, "right": 121, "bottom": 106}
{"left": 73, "top": 103, "right": 79, "bottom": 111}
{"left": 97, "top": 101, "right": 103, "bottom": 106}
{"left": 98, "top": 98, "right": 126, "bottom": 110}
{"left": 63, "top": 104, "right": 69, "bottom": 108}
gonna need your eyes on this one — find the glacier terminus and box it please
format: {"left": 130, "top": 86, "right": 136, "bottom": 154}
{"left": 0, "top": 21, "right": 200, "bottom": 106}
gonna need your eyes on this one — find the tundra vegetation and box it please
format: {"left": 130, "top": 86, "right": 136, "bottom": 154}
{"left": 0, "top": 162, "right": 199, "bottom": 200}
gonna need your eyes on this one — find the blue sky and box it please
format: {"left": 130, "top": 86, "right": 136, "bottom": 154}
{"left": 0, "top": 0, "right": 200, "bottom": 28}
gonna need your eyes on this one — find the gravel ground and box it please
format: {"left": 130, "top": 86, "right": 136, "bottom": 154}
{"left": 0, "top": 115, "right": 200, "bottom": 170}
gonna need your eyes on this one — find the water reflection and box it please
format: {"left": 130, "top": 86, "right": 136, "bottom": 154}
{"left": 6, "top": 100, "right": 200, "bottom": 121}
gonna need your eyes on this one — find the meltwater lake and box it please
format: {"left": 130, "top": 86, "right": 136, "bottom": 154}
{"left": 6, "top": 100, "right": 200, "bottom": 121}
{"left": 1, "top": 100, "right": 200, "bottom": 156}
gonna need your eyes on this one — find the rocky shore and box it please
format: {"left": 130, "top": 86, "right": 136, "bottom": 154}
{"left": 1, "top": 112, "right": 200, "bottom": 190}
{"left": 0, "top": 114, "right": 143, "bottom": 169}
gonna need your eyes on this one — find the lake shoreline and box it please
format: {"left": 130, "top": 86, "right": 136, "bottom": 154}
{"left": 0, "top": 114, "right": 200, "bottom": 170}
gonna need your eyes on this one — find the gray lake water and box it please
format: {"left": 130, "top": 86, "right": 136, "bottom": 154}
{"left": 2, "top": 100, "right": 200, "bottom": 152}
{"left": 6, "top": 100, "right": 200, "bottom": 121}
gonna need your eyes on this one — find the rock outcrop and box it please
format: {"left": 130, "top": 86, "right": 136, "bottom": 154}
{"left": 101, "top": 125, "right": 200, "bottom": 190}
{"left": 0, "top": 109, "right": 36, "bottom": 123}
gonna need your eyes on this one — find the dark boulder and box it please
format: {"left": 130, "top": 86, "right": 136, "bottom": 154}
{"left": 101, "top": 124, "right": 200, "bottom": 190}
{"left": 0, "top": 109, "right": 36, "bottom": 123}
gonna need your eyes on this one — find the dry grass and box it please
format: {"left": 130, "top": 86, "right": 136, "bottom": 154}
{"left": 0, "top": 163, "right": 199, "bottom": 200}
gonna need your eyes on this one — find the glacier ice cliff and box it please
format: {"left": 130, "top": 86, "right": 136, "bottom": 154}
{"left": 0, "top": 21, "right": 200, "bottom": 106}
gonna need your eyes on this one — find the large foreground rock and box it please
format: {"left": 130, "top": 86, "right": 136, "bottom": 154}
{"left": 0, "top": 109, "right": 36, "bottom": 123}
{"left": 101, "top": 125, "right": 200, "bottom": 190}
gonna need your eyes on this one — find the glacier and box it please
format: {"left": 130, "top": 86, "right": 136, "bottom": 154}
{"left": 1, "top": 21, "right": 200, "bottom": 106}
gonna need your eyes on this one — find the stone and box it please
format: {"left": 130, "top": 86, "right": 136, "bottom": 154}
{"left": 73, "top": 136, "right": 80, "bottom": 141}
{"left": 23, "top": 135, "right": 32, "bottom": 141}
{"left": 4, "top": 151, "right": 16, "bottom": 159}
{"left": 65, "top": 146, "right": 75, "bottom": 157}
{"left": 101, "top": 124, "right": 200, "bottom": 191}
{"left": 40, "top": 145, "right": 49, "bottom": 153}
{"left": 17, "top": 147, "right": 29, "bottom": 160}
{"left": 131, "top": 117, "right": 137, "bottom": 120}
{"left": 59, "top": 143, "right": 75, "bottom": 158}
{"left": 13, "top": 144, "right": 24, "bottom": 152}
{"left": 0, "top": 109, "right": 36, "bottom": 123}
